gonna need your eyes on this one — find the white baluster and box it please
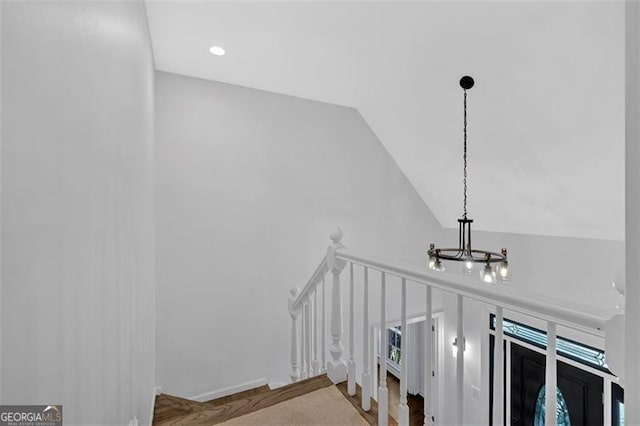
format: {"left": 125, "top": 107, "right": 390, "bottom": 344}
{"left": 305, "top": 300, "right": 312, "bottom": 379}
{"left": 493, "top": 307, "right": 504, "bottom": 426}
{"left": 301, "top": 299, "right": 307, "bottom": 380}
{"left": 456, "top": 294, "right": 464, "bottom": 426}
{"left": 312, "top": 287, "right": 320, "bottom": 376}
{"left": 378, "top": 271, "right": 388, "bottom": 426}
{"left": 322, "top": 275, "right": 326, "bottom": 373}
{"left": 398, "top": 278, "right": 409, "bottom": 426}
{"left": 362, "top": 266, "right": 371, "bottom": 411}
{"left": 326, "top": 228, "right": 347, "bottom": 383}
{"left": 424, "top": 285, "right": 433, "bottom": 426}
{"left": 348, "top": 262, "right": 356, "bottom": 395}
{"left": 545, "top": 322, "right": 557, "bottom": 426}
{"left": 289, "top": 287, "right": 301, "bottom": 382}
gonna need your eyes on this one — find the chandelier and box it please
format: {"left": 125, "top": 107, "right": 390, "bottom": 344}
{"left": 427, "top": 76, "right": 509, "bottom": 283}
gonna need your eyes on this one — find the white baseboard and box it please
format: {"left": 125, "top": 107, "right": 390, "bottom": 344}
{"left": 268, "top": 381, "right": 287, "bottom": 390}
{"left": 187, "top": 378, "right": 268, "bottom": 403}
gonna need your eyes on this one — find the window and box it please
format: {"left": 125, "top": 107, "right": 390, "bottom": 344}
{"left": 490, "top": 315, "right": 609, "bottom": 373}
{"left": 613, "top": 383, "right": 624, "bottom": 426}
{"left": 533, "top": 385, "right": 571, "bottom": 426}
{"left": 388, "top": 326, "right": 402, "bottom": 365}
{"left": 617, "top": 402, "right": 625, "bottom": 426}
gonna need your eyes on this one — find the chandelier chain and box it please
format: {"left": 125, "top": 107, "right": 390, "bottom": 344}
{"left": 463, "top": 89, "right": 468, "bottom": 219}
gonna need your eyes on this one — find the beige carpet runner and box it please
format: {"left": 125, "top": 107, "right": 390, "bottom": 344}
{"left": 217, "top": 385, "right": 369, "bottom": 425}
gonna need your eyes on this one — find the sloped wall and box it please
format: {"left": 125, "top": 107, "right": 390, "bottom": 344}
{"left": 1, "top": 2, "right": 156, "bottom": 424}
{"left": 154, "top": 71, "right": 443, "bottom": 398}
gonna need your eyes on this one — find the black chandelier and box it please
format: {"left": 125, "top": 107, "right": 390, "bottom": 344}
{"left": 427, "top": 76, "right": 509, "bottom": 283}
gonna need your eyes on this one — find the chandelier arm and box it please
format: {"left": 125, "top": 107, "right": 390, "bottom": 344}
{"left": 428, "top": 247, "right": 507, "bottom": 263}
{"left": 468, "top": 249, "right": 507, "bottom": 262}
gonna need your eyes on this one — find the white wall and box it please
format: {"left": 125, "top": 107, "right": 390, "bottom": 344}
{"left": 446, "top": 230, "right": 624, "bottom": 309}
{"left": 0, "top": 0, "right": 4, "bottom": 405}
{"left": 437, "top": 229, "right": 624, "bottom": 425}
{"left": 1, "top": 2, "right": 156, "bottom": 424}
{"left": 155, "top": 71, "right": 443, "bottom": 398}
{"left": 626, "top": 0, "right": 640, "bottom": 422}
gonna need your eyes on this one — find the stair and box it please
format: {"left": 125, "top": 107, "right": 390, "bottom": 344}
{"left": 152, "top": 375, "right": 395, "bottom": 425}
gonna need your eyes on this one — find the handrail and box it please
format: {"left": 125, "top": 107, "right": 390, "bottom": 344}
{"left": 290, "top": 245, "right": 612, "bottom": 335}
{"left": 288, "top": 230, "right": 617, "bottom": 426}
{"left": 336, "top": 249, "right": 611, "bottom": 336}
{"left": 291, "top": 255, "right": 328, "bottom": 311}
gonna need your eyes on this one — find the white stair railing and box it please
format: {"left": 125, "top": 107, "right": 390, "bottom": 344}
{"left": 288, "top": 229, "right": 612, "bottom": 426}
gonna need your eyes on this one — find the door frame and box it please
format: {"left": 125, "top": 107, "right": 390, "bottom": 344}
{"left": 371, "top": 310, "right": 445, "bottom": 424}
{"left": 488, "top": 319, "right": 620, "bottom": 426}
{"left": 509, "top": 341, "right": 604, "bottom": 425}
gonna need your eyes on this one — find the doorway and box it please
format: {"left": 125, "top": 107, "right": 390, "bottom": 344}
{"left": 510, "top": 343, "right": 603, "bottom": 425}
{"left": 372, "top": 313, "right": 444, "bottom": 424}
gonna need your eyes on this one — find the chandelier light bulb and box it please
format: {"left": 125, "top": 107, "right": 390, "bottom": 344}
{"left": 427, "top": 244, "right": 436, "bottom": 270}
{"left": 428, "top": 256, "right": 436, "bottom": 270}
{"left": 463, "top": 261, "right": 474, "bottom": 275}
{"left": 498, "top": 261, "right": 509, "bottom": 280}
{"left": 482, "top": 264, "right": 495, "bottom": 283}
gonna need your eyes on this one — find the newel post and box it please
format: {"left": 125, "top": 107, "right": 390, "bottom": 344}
{"left": 326, "top": 227, "right": 348, "bottom": 383}
{"left": 289, "top": 287, "right": 301, "bottom": 383}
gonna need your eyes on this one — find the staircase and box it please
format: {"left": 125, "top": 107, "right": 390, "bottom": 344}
{"left": 154, "top": 228, "right": 613, "bottom": 426}
{"left": 152, "top": 374, "right": 395, "bottom": 425}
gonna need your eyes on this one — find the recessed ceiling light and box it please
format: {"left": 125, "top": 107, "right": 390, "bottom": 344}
{"left": 209, "top": 46, "right": 226, "bottom": 56}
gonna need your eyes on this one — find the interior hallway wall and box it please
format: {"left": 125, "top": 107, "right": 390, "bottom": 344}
{"left": 154, "top": 71, "right": 443, "bottom": 398}
{"left": 1, "top": 1, "right": 156, "bottom": 424}
{"left": 0, "top": 0, "right": 4, "bottom": 405}
{"left": 626, "top": 0, "right": 640, "bottom": 421}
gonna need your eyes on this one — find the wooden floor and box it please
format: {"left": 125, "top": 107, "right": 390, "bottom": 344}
{"left": 154, "top": 375, "right": 333, "bottom": 425}
{"left": 153, "top": 374, "right": 403, "bottom": 425}
{"left": 336, "top": 380, "right": 398, "bottom": 426}
{"left": 385, "top": 373, "right": 425, "bottom": 426}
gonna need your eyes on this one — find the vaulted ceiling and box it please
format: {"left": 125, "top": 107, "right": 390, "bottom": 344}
{"left": 145, "top": 0, "right": 624, "bottom": 241}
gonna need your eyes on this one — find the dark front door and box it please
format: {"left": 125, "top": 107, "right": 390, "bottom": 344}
{"left": 511, "top": 343, "right": 603, "bottom": 426}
